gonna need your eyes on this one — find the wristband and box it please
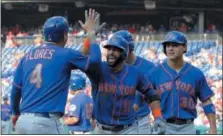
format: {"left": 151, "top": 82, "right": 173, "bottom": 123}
{"left": 152, "top": 108, "right": 162, "bottom": 119}
{"left": 83, "top": 37, "right": 90, "bottom": 49}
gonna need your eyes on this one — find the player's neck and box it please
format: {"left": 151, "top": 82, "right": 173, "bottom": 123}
{"left": 126, "top": 51, "right": 136, "bottom": 65}
{"left": 111, "top": 63, "right": 124, "bottom": 72}
{"left": 45, "top": 41, "right": 65, "bottom": 47}
{"left": 74, "top": 90, "right": 82, "bottom": 95}
{"left": 168, "top": 57, "right": 185, "bottom": 71}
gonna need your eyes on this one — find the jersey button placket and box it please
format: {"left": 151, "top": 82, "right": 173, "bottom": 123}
{"left": 175, "top": 75, "right": 181, "bottom": 118}
{"left": 172, "top": 73, "right": 178, "bottom": 118}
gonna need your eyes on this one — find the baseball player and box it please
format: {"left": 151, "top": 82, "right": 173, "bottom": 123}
{"left": 147, "top": 31, "right": 217, "bottom": 134}
{"left": 79, "top": 13, "right": 165, "bottom": 133}
{"left": 1, "top": 96, "right": 11, "bottom": 134}
{"left": 113, "top": 30, "right": 155, "bottom": 134}
{"left": 10, "top": 10, "right": 101, "bottom": 134}
{"left": 64, "top": 74, "right": 93, "bottom": 134}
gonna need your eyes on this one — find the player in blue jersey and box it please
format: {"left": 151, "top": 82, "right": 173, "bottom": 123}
{"left": 1, "top": 96, "right": 11, "bottom": 134}
{"left": 64, "top": 74, "right": 93, "bottom": 134}
{"left": 79, "top": 15, "right": 165, "bottom": 134}
{"left": 147, "top": 31, "right": 217, "bottom": 134}
{"left": 113, "top": 30, "right": 155, "bottom": 134}
{"left": 10, "top": 9, "right": 101, "bottom": 134}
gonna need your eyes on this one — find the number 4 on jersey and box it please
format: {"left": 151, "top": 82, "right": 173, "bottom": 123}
{"left": 30, "top": 64, "right": 43, "bottom": 88}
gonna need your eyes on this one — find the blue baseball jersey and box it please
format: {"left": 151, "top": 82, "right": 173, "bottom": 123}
{"left": 1, "top": 104, "right": 11, "bottom": 121}
{"left": 133, "top": 56, "right": 154, "bottom": 118}
{"left": 147, "top": 60, "right": 214, "bottom": 119}
{"left": 67, "top": 91, "right": 93, "bottom": 132}
{"left": 10, "top": 43, "right": 100, "bottom": 115}
{"left": 86, "top": 61, "right": 155, "bottom": 126}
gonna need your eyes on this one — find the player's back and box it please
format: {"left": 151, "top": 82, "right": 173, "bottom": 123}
{"left": 19, "top": 43, "right": 81, "bottom": 113}
{"left": 69, "top": 92, "right": 93, "bottom": 131}
{"left": 133, "top": 56, "right": 154, "bottom": 117}
{"left": 134, "top": 56, "right": 154, "bottom": 73}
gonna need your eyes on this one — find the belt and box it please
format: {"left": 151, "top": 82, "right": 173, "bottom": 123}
{"left": 2, "top": 119, "right": 10, "bottom": 121}
{"left": 22, "top": 112, "right": 63, "bottom": 118}
{"left": 69, "top": 131, "right": 89, "bottom": 134}
{"left": 166, "top": 118, "right": 194, "bottom": 125}
{"left": 97, "top": 123, "right": 132, "bottom": 132}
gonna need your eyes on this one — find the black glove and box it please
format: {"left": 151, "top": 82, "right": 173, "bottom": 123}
{"left": 151, "top": 117, "right": 166, "bottom": 134}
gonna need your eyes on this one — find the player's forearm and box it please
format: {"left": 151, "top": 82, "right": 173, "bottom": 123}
{"left": 206, "top": 113, "right": 217, "bottom": 131}
{"left": 84, "top": 32, "right": 102, "bottom": 71}
{"left": 10, "top": 85, "right": 22, "bottom": 115}
{"left": 202, "top": 99, "right": 217, "bottom": 133}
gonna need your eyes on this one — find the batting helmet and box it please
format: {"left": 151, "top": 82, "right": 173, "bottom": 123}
{"left": 104, "top": 35, "right": 129, "bottom": 61}
{"left": 43, "top": 16, "right": 69, "bottom": 43}
{"left": 3, "top": 96, "right": 8, "bottom": 101}
{"left": 113, "top": 30, "right": 134, "bottom": 51}
{"left": 162, "top": 31, "right": 187, "bottom": 54}
{"left": 70, "top": 74, "right": 86, "bottom": 91}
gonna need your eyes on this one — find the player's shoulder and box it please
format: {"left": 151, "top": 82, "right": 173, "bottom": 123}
{"left": 127, "top": 63, "right": 139, "bottom": 70}
{"left": 126, "top": 63, "right": 142, "bottom": 75}
{"left": 136, "top": 56, "right": 154, "bottom": 66}
{"left": 186, "top": 62, "right": 205, "bottom": 77}
{"left": 149, "top": 62, "right": 163, "bottom": 73}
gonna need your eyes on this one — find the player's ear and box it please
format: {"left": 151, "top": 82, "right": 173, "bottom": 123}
{"left": 183, "top": 44, "right": 187, "bottom": 53}
{"left": 63, "top": 32, "right": 68, "bottom": 43}
{"left": 64, "top": 33, "right": 68, "bottom": 40}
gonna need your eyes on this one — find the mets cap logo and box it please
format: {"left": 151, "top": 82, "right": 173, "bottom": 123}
{"left": 110, "top": 36, "right": 117, "bottom": 43}
{"left": 166, "top": 33, "right": 175, "bottom": 40}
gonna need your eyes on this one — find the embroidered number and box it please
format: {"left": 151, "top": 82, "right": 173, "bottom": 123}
{"left": 85, "top": 103, "right": 93, "bottom": 119}
{"left": 30, "top": 64, "right": 43, "bottom": 88}
{"left": 180, "top": 96, "right": 195, "bottom": 109}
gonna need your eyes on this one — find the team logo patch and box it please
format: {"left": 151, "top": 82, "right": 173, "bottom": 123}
{"left": 167, "top": 34, "right": 175, "bottom": 40}
{"left": 69, "top": 104, "right": 76, "bottom": 111}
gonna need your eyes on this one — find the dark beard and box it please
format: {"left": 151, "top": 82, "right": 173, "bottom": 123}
{"left": 107, "top": 55, "right": 125, "bottom": 67}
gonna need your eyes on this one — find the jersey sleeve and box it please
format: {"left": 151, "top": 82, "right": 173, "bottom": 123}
{"left": 67, "top": 43, "right": 101, "bottom": 72}
{"left": 197, "top": 72, "right": 214, "bottom": 102}
{"left": 13, "top": 58, "right": 23, "bottom": 88}
{"left": 10, "top": 57, "right": 24, "bottom": 115}
{"left": 146, "top": 67, "right": 157, "bottom": 90}
{"left": 68, "top": 96, "right": 82, "bottom": 118}
{"left": 135, "top": 91, "right": 145, "bottom": 106}
{"left": 136, "top": 70, "right": 157, "bottom": 103}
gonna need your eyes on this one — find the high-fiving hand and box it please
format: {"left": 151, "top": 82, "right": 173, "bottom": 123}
{"left": 78, "top": 8, "right": 106, "bottom": 34}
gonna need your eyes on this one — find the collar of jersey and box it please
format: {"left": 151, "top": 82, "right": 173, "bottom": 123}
{"left": 44, "top": 42, "right": 64, "bottom": 47}
{"left": 164, "top": 60, "right": 190, "bottom": 76}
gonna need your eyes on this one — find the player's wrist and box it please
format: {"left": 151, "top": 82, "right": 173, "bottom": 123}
{"left": 152, "top": 108, "right": 162, "bottom": 119}
{"left": 86, "top": 31, "right": 97, "bottom": 44}
{"left": 83, "top": 37, "right": 91, "bottom": 49}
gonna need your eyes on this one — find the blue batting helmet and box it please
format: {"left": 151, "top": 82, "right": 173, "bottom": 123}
{"left": 3, "top": 96, "right": 8, "bottom": 100}
{"left": 113, "top": 30, "right": 134, "bottom": 51}
{"left": 70, "top": 74, "right": 86, "bottom": 91}
{"left": 162, "top": 31, "right": 187, "bottom": 54}
{"left": 104, "top": 35, "right": 129, "bottom": 60}
{"left": 43, "top": 16, "right": 69, "bottom": 43}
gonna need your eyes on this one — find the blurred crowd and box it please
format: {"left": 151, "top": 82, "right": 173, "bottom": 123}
{"left": 1, "top": 22, "right": 220, "bottom": 48}
{"left": 1, "top": 30, "right": 222, "bottom": 130}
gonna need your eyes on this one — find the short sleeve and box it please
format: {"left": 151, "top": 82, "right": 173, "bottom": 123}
{"left": 197, "top": 72, "right": 214, "bottom": 102}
